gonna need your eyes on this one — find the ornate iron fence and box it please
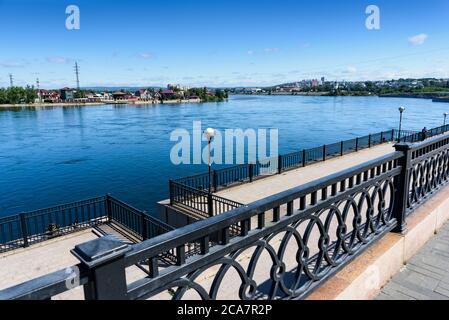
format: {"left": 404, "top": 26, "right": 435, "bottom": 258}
{"left": 4, "top": 130, "right": 449, "bottom": 300}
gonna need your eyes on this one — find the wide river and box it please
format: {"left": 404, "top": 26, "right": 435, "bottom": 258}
{"left": 1, "top": 95, "right": 448, "bottom": 217}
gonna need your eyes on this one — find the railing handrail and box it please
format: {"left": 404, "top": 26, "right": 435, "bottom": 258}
{"left": 170, "top": 125, "right": 449, "bottom": 201}
{"left": 171, "top": 180, "right": 209, "bottom": 196}
{"left": 107, "top": 195, "right": 145, "bottom": 215}
{"left": 0, "top": 194, "right": 172, "bottom": 254}
{"left": 0, "top": 266, "right": 87, "bottom": 300}
{"left": 23, "top": 196, "right": 107, "bottom": 216}
{"left": 127, "top": 150, "right": 403, "bottom": 264}
{"left": 408, "top": 128, "right": 449, "bottom": 150}
{"left": 210, "top": 194, "right": 243, "bottom": 208}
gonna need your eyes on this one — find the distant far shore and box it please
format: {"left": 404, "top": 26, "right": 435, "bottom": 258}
{"left": 0, "top": 98, "right": 203, "bottom": 108}
{"left": 231, "top": 91, "right": 449, "bottom": 102}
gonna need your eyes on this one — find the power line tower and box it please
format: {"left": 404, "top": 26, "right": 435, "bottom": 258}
{"left": 9, "top": 74, "right": 14, "bottom": 87}
{"left": 74, "top": 62, "right": 80, "bottom": 90}
{"left": 36, "top": 78, "right": 42, "bottom": 103}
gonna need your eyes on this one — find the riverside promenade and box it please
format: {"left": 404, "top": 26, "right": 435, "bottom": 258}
{"left": 3, "top": 131, "right": 449, "bottom": 300}
{"left": 216, "top": 143, "right": 395, "bottom": 205}
{"left": 0, "top": 142, "right": 396, "bottom": 299}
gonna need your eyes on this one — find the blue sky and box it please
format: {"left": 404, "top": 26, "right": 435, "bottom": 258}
{"left": 0, "top": 0, "right": 448, "bottom": 88}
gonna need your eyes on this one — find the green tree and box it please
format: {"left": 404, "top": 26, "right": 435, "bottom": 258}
{"left": 0, "top": 88, "right": 6, "bottom": 104}
{"left": 24, "top": 85, "right": 37, "bottom": 103}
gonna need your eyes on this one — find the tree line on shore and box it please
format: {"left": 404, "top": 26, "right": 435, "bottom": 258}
{"left": 181, "top": 87, "right": 228, "bottom": 102}
{"left": 0, "top": 85, "right": 229, "bottom": 105}
{"left": 0, "top": 86, "right": 38, "bottom": 104}
{"left": 263, "top": 79, "right": 449, "bottom": 97}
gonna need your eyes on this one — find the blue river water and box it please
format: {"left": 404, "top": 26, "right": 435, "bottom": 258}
{"left": 0, "top": 95, "right": 448, "bottom": 217}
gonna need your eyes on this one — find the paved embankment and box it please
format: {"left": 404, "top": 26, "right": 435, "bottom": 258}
{"left": 377, "top": 221, "right": 449, "bottom": 300}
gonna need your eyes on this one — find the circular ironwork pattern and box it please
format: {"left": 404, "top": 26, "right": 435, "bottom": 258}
{"left": 408, "top": 149, "right": 449, "bottom": 210}
{"left": 152, "top": 176, "right": 396, "bottom": 300}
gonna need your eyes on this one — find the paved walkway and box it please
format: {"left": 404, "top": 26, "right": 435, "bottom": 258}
{"left": 217, "top": 143, "right": 396, "bottom": 204}
{"left": 0, "top": 228, "right": 149, "bottom": 300}
{"left": 377, "top": 221, "right": 449, "bottom": 300}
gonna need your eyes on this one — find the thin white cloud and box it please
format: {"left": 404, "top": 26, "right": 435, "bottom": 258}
{"left": 46, "top": 56, "right": 72, "bottom": 64}
{"left": 247, "top": 50, "right": 255, "bottom": 55}
{"left": 0, "top": 60, "right": 26, "bottom": 68}
{"left": 139, "top": 53, "right": 153, "bottom": 60}
{"left": 408, "top": 34, "right": 428, "bottom": 46}
{"left": 347, "top": 66, "right": 358, "bottom": 74}
{"left": 264, "top": 48, "right": 280, "bottom": 53}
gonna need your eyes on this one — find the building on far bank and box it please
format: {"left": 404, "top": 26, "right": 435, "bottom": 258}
{"left": 161, "top": 89, "right": 176, "bottom": 100}
{"left": 135, "top": 89, "right": 153, "bottom": 101}
{"left": 112, "top": 91, "right": 127, "bottom": 101}
{"left": 60, "top": 87, "right": 74, "bottom": 101}
{"left": 38, "top": 89, "right": 60, "bottom": 103}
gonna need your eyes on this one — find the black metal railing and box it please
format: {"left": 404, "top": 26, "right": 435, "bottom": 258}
{"left": 168, "top": 126, "right": 449, "bottom": 222}
{"left": 398, "top": 125, "right": 449, "bottom": 143}
{"left": 172, "top": 129, "right": 430, "bottom": 197}
{"left": 169, "top": 181, "right": 243, "bottom": 219}
{"left": 4, "top": 128, "right": 449, "bottom": 300}
{"left": 0, "top": 195, "right": 172, "bottom": 254}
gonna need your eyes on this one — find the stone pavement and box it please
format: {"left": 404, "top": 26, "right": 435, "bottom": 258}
{"left": 0, "top": 228, "right": 150, "bottom": 300}
{"left": 377, "top": 221, "right": 449, "bottom": 300}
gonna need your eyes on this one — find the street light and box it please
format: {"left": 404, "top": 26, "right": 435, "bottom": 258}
{"left": 204, "top": 128, "right": 216, "bottom": 193}
{"left": 398, "top": 106, "right": 406, "bottom": 142}
{"left": 444, "top": 113, "right": 448, "bottom": 126}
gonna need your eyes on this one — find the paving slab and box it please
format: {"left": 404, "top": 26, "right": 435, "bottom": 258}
{"left": 377, "top": 221, "right": 449, "bottom": 300}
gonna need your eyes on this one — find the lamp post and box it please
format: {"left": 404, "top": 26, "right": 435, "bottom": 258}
{"left": 398, "top": 106, "right": 405, "bottom": 142}
{"left": 444, "top": 113, "right": 448, "bottom": 126}
{"left": 204, "top": 128, "right": 216, "bottom": 194}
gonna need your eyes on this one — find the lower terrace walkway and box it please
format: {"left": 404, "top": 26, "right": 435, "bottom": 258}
{"left": 377, "top": 220, "right": 449, "bottom": 300}
{"left": 0, "top": 228, "right": 159, "bottom": 300}
{"left": 217, "top": 142, "right": 396, "bottom": 204}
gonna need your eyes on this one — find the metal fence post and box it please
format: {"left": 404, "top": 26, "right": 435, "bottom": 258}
{"left": 391, "top": 129, "right": 395, "bottom": 142}
{"left": 302, "top": 149, "right": 306, "bottom": 167}
{"left": 380, "top": 131, "right": 384, "bottom": 143}
{"left": 169, "top": 180, "right": 174, "bottom": 206}
{"left": 340, "top": 141, "right": 344, "bottom": 156}
{"left": 368, "top": 134, "right": 372, "bottom": 148}
{"left": 141, "top": 211, "right": 148, "bottom": 241}
{"left": 207, "top": 193, "right": 214, "bottom": 217}
{"left": 106, "top": 194, "right": 112, "bottom": 222}
{"left": 213, "top": 170, "right": 218, "bottom": 193}
{"left": 278, "top": 155, "right": 283, "bottom": 174}
{"left": 249, "top": 163, "right": 254, "bottom": 182}
{"left": 19, "top": 212, "right": 29, "bottom": 248}
{"left": 355, "top": 138, "right": 359, "bottom": 152}
{"left": 323, "top": 145, "right": 326, "bottom": 161}
{"left": 393, "top": 143, "right": 412, "bottom": 233}
{"left": 71, "top": 236, "right": 130, "bottom": 300}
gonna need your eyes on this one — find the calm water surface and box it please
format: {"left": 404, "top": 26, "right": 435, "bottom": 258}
{"left": 1, "top": 95, "right": 448, "bottom": 217}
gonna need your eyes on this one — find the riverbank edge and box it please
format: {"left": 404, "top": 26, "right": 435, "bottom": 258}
{"left": 0, "top": 99, "right": 203, "bottom": 108}
{"left": 0, "top": 98, "right": 204, "bottom": 108}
